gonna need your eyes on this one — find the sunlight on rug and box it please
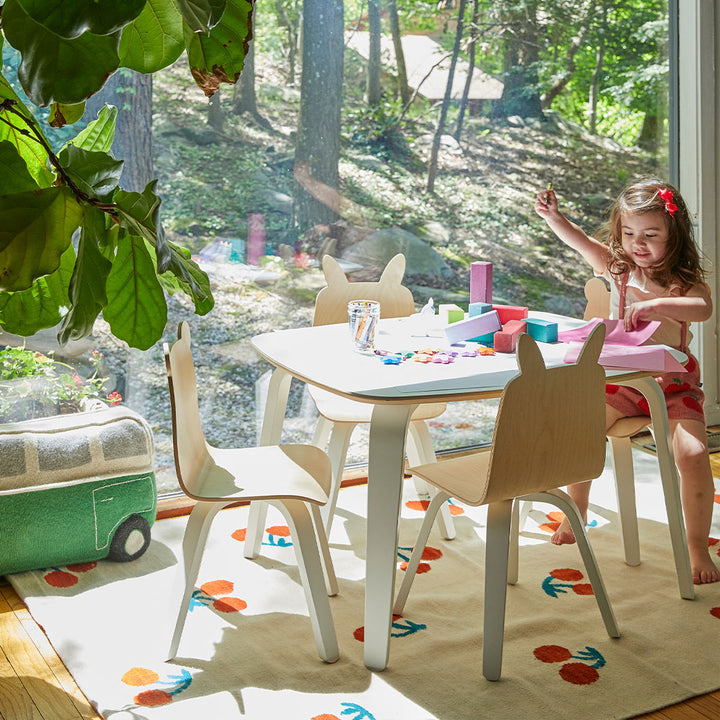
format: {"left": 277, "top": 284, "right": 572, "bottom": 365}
{"left": 8, "top": 448, "right": 720, "bottom": 720}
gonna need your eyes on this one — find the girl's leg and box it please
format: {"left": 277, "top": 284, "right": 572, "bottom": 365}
{"left": 551, "top": 405, "right": 626, "bottom": 545}
{"left": 670, "top": 418, "right": 720, "bottom": 584}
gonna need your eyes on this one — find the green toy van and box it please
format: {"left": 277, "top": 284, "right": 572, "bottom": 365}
{"left": 0, "top": 407, "right": 157, "bottom": 575}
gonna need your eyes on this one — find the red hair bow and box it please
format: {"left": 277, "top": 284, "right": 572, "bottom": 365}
{"left": 658, "top": 188, "right": 677, "bottom": 217}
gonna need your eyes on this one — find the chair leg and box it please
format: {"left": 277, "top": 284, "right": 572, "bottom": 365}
{"left": 312, "top": 415, "right": 333, "bottom": 450}
{"left": 609, "top": 435, "right": 641, "bottom": 567}
{"left": 310, "top": 503, "right": 339, "bottom": 596}
{"left": 483, "top": 500, "right": 513, "bottom": 682}
{"left": 167, "top": 501, "right": 224, "bottom": 660}
{"left": 407, "top": 421, "right": 456, "bottom": 541}
{"left": 507, "top": 499, "right": 520, "bottom": 586}
{"left": 272, "top": 499, "right": 340, "bottom": 663}
{"left": 393, "top": 490, "right": 450, "bottom": 615}
{"left": 532, "top": 489, "right": 620, "bottom": 639}
{"left": 244, "top": 501, "right": 269, "bottom": 559}
{"left": 321, "top": 422, "right": 356, "bottom": 536}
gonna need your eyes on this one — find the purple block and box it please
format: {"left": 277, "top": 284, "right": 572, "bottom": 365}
{"left": 470, "top": 261, "right": 492, "bottom": 304}
{"left": 444, "top": 310, "right": 501, "bottom": 344}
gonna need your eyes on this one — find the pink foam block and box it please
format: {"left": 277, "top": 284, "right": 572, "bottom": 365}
{"left": 444, "top": 310, "right": 501, "bottom": 344}
{"left": 494, "top": 319, "right": 527, "bottom": 353}
{"left": 492, "top": 304, "right": 529, "bottom": 324}
{"left": 470, "top": 261, "right": 492, "bottom": 304}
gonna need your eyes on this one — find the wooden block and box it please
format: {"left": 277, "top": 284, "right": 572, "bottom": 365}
{"left": 525, "top": 317, "right": 558, "bottom": 343}
{"left": 469, "top": 302, "right": 493, "bottom": 317}
{"left": 494, "top": 319, "right": 527, "bottom": 353}
{"left": 444, "top": 311, "right": 501, "bottom": 344}
{"left": 438, "top": 303, "right": 465, "bottom": 324}
{"left": 492, "top": 304, "right": 529, "bottom": 324}
{"left": 470, "top": 261, "right": 492, "bottom": 303}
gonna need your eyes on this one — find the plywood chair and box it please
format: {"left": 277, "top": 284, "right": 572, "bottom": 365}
{"left": 393, "top": 326, "right": 619, "bottom": 681}
{"left": 164, "top": 321, "right": 339, "bottom": 664}
{"left": 310, "top": 253, "right": 455, "bottom": 539}
{"left": 583, "top": 277, "right": 656, "bottom": 567}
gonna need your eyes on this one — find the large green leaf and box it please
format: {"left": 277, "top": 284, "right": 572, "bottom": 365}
{"left": 0, "top": 245, "right": 75, "bottom": 336}
{"left": 58, "top": 207, "right": 113, "bottom": 344}
{"left": 114, "top": 182, "right": 171, "bottom": 271}
{"left": 104, "top": 235, "right": 167, "bottom": 350}
{"left": 58, "top": 145, "right": 124, "bottom": 202}
{"left": 184, "top": 0, "right": 253, "bottom": 96}
{"left": 68, "top": 105, "right": 118, "bottom": 154}
{"left": 0, "top": 141, "right": 40, "bottom": 194}
{"left": 3, "top": 0, "right": 121, "bottom": 106}
{"left": 0, "top": 83, "right": 54, "bottom": 188}
{"left": 175, "top": 0, "right": 227, "bottom": 33}
{"left": 162, "top": 239, "right": 214, "bottom": 314}
{"left": 16, "top": 0, "right": 146, "bottom": 38}
{"left": 0, "top": 187, "right": 84, "bottom": 291}
{"left": 119, "top": 0, "right": 185, "bottom": 73}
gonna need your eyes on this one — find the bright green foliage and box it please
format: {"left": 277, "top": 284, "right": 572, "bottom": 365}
{"left": 0, "top": 0, "right": 254, "bottom": 350}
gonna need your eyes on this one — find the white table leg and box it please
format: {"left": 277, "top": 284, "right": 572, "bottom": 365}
{"left": 363, "top": 403, "right": 416, "bottom": 671}
{"left": 620, "top": 376, "right": 695, "bottom": 600}
{"left": 245, "top": 368, "right": 292, "bottom": 559}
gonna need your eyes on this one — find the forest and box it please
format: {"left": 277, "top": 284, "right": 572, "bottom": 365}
{"left": 0, "top": 0, "right": 668, "bottom": 490}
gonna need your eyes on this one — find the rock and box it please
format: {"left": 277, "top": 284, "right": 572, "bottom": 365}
{"left": 340, "top": 227, "right": 453, "bottom": 278}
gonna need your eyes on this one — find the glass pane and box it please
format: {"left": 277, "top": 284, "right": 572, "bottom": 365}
{"left": 0, "top": 0, "right": 671, "bottom": 497}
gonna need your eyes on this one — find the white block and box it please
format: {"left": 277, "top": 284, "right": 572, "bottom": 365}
{"left": 444, "top": 311, "right": 501, "bottom": 344}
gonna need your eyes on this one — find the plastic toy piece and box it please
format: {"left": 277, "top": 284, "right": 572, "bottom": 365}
{"left": 469, "top": 301, "right": 493, "bottom": 317}
{"left": 470, "top": 261, "right": 493, "bottom": 304}
{"left": 525, "top": 317, "right": 558, "bottom": 343}
{"left": 494, "top": 319, "right": 527, "bottom": 353}
{"left": 444, "top": 310, "right": 502, "bottom": 344}
{"left": 492, "top": 304, "right": 529, "bottom": 324}
{"left": 439, "top": 303, "right": 465, "bottom": 324}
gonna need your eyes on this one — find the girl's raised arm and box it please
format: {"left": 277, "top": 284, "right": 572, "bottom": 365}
{"left": 534, "top": 189, "right": 609, "bottom": 274}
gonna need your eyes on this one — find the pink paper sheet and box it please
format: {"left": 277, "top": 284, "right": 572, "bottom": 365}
{"left": 563, "top": 343, "right": 687, "bottom": 373}
{"left": 557, "top": 318, "right": 660, "bottom": 346}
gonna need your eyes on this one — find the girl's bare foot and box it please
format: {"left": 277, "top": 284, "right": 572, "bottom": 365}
{"left": 689, "top": 542, "right": 720, "bottom": 584}
{"left": 551, "top": 517, "right": 577, "bottom": 545}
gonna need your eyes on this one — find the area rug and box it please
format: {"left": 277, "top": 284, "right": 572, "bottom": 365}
{"left": 8, "top": 449, "right": 720, "bottom": 720}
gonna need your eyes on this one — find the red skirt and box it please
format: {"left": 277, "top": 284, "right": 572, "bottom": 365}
{"left": 606, "top": 352, "right": 705, "bottom": 423}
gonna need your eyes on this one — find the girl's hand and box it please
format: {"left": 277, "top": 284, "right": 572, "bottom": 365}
{"left": 623, "top": 300, "right": 656, "bottom": 331}
{"left": 534, "top": 188, "right": 559, "bottom": 218}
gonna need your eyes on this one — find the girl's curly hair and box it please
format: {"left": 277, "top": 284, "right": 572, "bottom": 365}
{"left": 597, "top": 178, "right": 705, "bottom": 292}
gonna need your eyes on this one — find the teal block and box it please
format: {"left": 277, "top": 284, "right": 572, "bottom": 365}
{"left": 469, "top": 302, "right": 493, "bottom": 317}
{"left": 525, "top": 318, "right": 558, "bottom": 343}
{"left": 470, "top": 331, "right": 495, "bottom": 346}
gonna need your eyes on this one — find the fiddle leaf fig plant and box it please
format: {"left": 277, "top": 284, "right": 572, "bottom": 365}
{"left": 0, "top": 0, "right": 254, "bottom": 350}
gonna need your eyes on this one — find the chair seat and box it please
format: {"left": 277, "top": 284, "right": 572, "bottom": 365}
{"left": 194, "top": 444, "right": 331, "bottom": 505}
{"left": 607, "top": 415, "right": 650, "bottom": 439}
{"left": 410, "top": 449, "right": 492, "bottom": 506}
{"left": 309, "top": 385, "right": 446, "bottom": 423}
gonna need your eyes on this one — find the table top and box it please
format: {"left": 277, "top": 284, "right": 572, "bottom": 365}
{"left": 251, "top": 312, "right": 685, "bottom": 405}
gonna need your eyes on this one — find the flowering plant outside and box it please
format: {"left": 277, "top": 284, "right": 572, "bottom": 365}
{"left": 0, "top": 346, "right": 122, "bottom": 423}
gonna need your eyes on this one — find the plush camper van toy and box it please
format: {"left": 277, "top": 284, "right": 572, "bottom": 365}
{"left": 0, "top": 406, "right": 156, "bottom": 575}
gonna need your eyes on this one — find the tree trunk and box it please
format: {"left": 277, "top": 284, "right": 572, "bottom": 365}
{"left": 455, "top": 0, "right": 479, "bottom": 141}
{"left": 208, "top": 89, "right": 224, "bottom": 132}
{"left": 588, "top": 42, "right": 605, "bottom": 134}
{"left": 496, "top": 1, "right": 543, "bottom": 119}
{"left": 234, "top": 39, "right": 258, "bottom": 115}
{"left": 427, "top": 0, "right": 467, "bottom": 193}
{"left": 275, "top": 0, "right": 301, "bottom": 84}
{"left": 83, "top": 70, "right": 153, "bottom": 192}
{"left": 367, "top": 0, "right": 382, "bottom": 106}
{"left": 294, "top": 0, "right": 344, "bottom": 230}
{"left": 387, "top": 0, "right": 409, "bottom": 105}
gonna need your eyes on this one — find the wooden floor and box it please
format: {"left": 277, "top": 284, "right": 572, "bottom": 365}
{"left": 2, "top": 449, "right": 720, "bottom": 720}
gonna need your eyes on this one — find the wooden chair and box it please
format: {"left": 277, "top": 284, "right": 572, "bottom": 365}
{"left": 583, "top": 277, "right": 659, "bottom": 567}
{"left": 164, "top": 321, "right": 339, "bottom": 663}
{"left": 393, "top": 325, "right": 620, "bottom": 681}
{"left": 309, "top": 253, "right": 455, "bottom": 539}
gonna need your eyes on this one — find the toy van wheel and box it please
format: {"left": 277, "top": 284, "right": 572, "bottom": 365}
{"left": 108, "top": 515, "right": 151, "bottom": 562}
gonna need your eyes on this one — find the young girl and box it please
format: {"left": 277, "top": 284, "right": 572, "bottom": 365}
{"left": 534, "top": 179, "right": 719, "bottom": 585}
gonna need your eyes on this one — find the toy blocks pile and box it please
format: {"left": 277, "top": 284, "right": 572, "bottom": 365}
{"left": 439, "top": 261, "right": 558, "bottom": 353}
